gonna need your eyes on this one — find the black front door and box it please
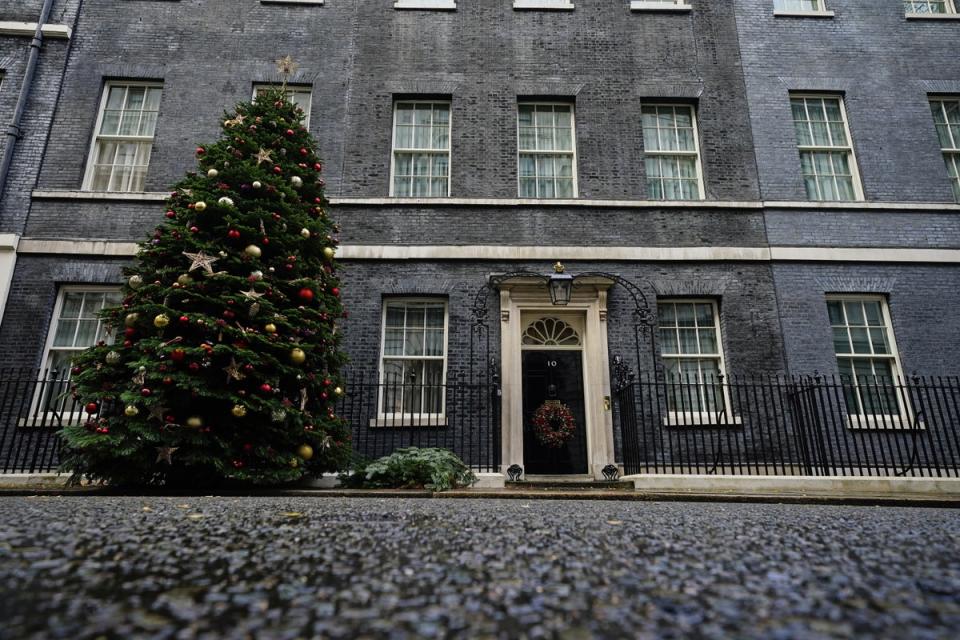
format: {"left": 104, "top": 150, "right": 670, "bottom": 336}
{"left": 522, "top": 350, "right": 588, "bottom": 475}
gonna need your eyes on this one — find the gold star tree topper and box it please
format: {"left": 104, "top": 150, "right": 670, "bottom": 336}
{"left": 275, "top": 55, "right": 299, "bottom": 88}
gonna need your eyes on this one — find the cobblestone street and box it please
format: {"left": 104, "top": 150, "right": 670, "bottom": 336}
{"left": 1, "top": 496, "right": 958, "bottom": 639}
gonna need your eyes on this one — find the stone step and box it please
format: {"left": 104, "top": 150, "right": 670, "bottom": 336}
{"left": 506, "top": 480, "right": 635, "bottom": 491}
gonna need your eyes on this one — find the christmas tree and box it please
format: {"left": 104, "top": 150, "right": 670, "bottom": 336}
{"left": 61, "top": 59, "right": 350, "bottom": 486}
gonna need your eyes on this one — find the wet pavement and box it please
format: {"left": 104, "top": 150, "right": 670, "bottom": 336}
{"left": 0, "top": 496, "right": 958, "bottom": 639}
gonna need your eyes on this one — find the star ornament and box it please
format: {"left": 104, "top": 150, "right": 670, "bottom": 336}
{"left": 224, "top": 358, "right": 246, "bottom": 384}
{"left": 183, "top": 251, "right": 219, "bottom": 274}
{"left": 148, "top": 404, "right": 171, "bottom": 423}
{"left": 156, "top": 447, "right": 179, "bottom": 465}
{"left": 254, "top": 148, "right": 274, "bottom": 166}
{"left": 240, "top": 288, "right": 265, "bottom": 301}
{"left": 275, "top": 55, "right": 299, "bottom": 79}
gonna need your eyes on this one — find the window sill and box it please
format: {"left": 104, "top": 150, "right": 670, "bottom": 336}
{"left": 18, "top": 414, "right": 84, "bottom": 429}
{"left": 514, "top": 0, "right": 575, "bottom": 10}
{"left": 845, "top": 416, "right": 925, "bottom": 431}
{"left": 905, "top": 12, "right": 960, "bottom": 20}
{"left": 0, "top": 21, "right": 72, "bottom": 39}
{"left": 369, "top": 416, "right": 448, "bottom": 428}
{"left": 261, "top": 0, "right": 323, "bottom": 5}
{"left": 630, "top": 2, "right": 692, "bottom": 12}
{"left": 662, "top": 414, "right": 743, "bottom": 428}
{"left": 394, "top": 0, "right": 456, "bottom": 9}
{"left": 32, "top": 190, "right": 168, "bottom": 202}
{"left": 773, "top": 10, "right": 835, "bottom": 18}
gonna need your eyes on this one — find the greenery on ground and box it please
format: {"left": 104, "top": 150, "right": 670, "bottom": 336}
{"left": 342, "top": 448, "right": 476, "bottom": 491}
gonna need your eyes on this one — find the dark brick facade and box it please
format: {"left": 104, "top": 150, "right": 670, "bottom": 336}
{"left": 1, "top": 1, "right": 958, "bottom": 472}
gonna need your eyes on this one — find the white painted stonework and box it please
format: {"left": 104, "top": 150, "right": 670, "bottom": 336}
{"left": 498, "top": 277, "right": 616, "bottom": 479}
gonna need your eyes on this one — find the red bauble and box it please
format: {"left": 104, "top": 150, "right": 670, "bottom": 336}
{"left": 71, "top": 366, "right": 82, "bottom": 375}
{"left": 170, "top": 348, "right": 186, "bottom": 362}
{"left": 300, "top": 148, "right": 308, "bottom": 155}
{"left": 285, "top": 129, "right": 295, "bottom": 137}
{"left": 228, "top": 229, "right": 241, "bottom": 239}
{"left": 222, "top": 310, "right": 235, "bottom": 320}
{"left": 165, "top": 415, "right": 176, "bottom": 423}
{"left": 323, "top": 378, "right": 332, "bottom": 386}
{"left": 273, "top": 166, "right": 282, "bottom": 175}
{"left": 315, "top": 163, "right": 322, "bottom": 171}
{"left": 85, "top": 402, "right": 98, "bottom": 414}
{"left": 232, "top": 460, "right": 244, "bottom": 469}
{"left": 189, "top": 226, "right": 199, "bottom": 234}
{"left": 259, "top": 383, "right": 272, "bottom": 394}
{"left": 123, "top": 340, "right": 133, "bottom": 348}
{"left": 163, "top": 376, "right": 173, "bottom": 385}
{"left": 141, "top": 388, "right": 152, "bottom": 397}
{"left": 196, "top": 147, "right": 205, "bottom": 155}
{"left": 331, "top": 287, "right": 341, "bottom": 297}
{"left": 298, "top": 288, "right": 314, "bottom": 303}
{"left": 124, "top": 327, "right": 136, "bottom": 337}
{"left": 189, "top": 362, "right": 200, "bottom": 372}
{"left": 165, "top": 211, "right": 176, "bottom": 219}
{"left": 179, "top": 315, "right": 190, "bottom": 324}
{"left": 243, "top": 364, "right": 254, "bottom": 372}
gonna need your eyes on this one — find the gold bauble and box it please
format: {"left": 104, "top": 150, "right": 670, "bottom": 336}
{"left": 185, "top": 416, "right": 204, "bottom": 428}
{"left": 322, "top": 247, "right": 335, "bottom": 261}
{"left": 207, "top": 169, "right": 219, "bottom": 178}
{"left": 153, "top": 314, "right": 170, "bottom": 328}
{"left": 297, "top": 444, "right": 314, "bottom": 460}
{"left": 334, "top": 386, "right": 344, "bottom": 397}
{"left": 105, "top": 351, "right": 121, "bottom": 365}
{"left": 128, "top": 275, "right": 144, "bottom": 289}
{"left": 244, "top": 244, "right": 262, "bottom": 258}
{"left": 300, "top": 228, "right": 311, "bottom": 239}
{"left": 177, "top": 274, "right": 193, "bottom": 286}
{"left": 289, "top": 458, "right": 300, "bottom": 468}
{"left": 124, "top": 405, "right": 139, "bottom": 417}
{"left": 124, "top": 313, "right": 139, "bottom": 327}
{"left": 264, "top": 323, "right": 277, "bottom": 334}
{"left": 194, "top": 201, "right": 207, "bottom": 212}
{"left": 289, "top": 348, "right": 306, "bottom": 365}
{"left": 231, "top": 404, "right": 247, "bottom": 418}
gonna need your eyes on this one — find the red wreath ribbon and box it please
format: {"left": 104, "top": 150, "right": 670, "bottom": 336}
{"left": 532, "top": 401, "right": 576, "bottom": 448}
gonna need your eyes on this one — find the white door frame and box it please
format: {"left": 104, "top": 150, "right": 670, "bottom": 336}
{"left": 498, "top": 277, "right": 615, "bottom": 479}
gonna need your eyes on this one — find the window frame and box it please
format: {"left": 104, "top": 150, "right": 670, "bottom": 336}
{"left": 825, "top": 294, "right": 914, "bottom": 429}
{"left": 630, "top": 0, "right": 692, "bottom": 10}
{"left": 30, "top": 286, "right": 122, "bottom": 425}
{"left": 376, "top": 298, "right": 450, "bottom": 426}
{"left": 773, "top": 0, "right": 832, "bottom": 15}
{"left": 516, "top": 101, "right": 579, "bottom": 199}
{"left": 904, "top": 0, "right": 957, "bottom": 15}
{"left": 641, "top": 102, "right": 706, "bottom": 201}
{"left": 929, "top": 97, "right": 960, "bottom": 203}
{"left": 389, "top": 100, "right": 452, "bottom": 198}
{"left": 789, "top": 93, "right": 864, "bottom": 202}
{"left": 253, "top": 83, "right": 313, "bottom": 129}
{"left": 656, "top": 298, "right": 736, "bottom": 426}
{"left": 82, "top": 80, "right": 163, "bottom": 193}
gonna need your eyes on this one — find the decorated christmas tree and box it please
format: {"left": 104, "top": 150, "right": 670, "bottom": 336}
{"left": 61, "top": 58, "right": 351, "bottom": 486}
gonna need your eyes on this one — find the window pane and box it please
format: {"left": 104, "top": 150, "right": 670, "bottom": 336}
{"left": 833, "top": 328, "right": 851, "bottom": 354}
{"left": 675, "top": 303, "right": 695, "bottom": 327}
{"left": 844, "top": 301, "right": 865, "bottom": 325}
{"left": 679, "top": 329, "right": 699, "bottom": 354}
{"left": 659, "top": 328, "right": 679, "bottom": 355}
{"left": 850, "top": 328, "right": 871, "bottom": 354}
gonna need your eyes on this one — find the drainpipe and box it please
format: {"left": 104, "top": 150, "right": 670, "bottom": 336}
{"left": 0, "top": 0, "right": 56, "bottom": 203}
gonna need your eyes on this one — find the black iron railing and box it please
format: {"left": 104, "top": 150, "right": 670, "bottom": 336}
{"left": 340, "top": 371, "right": 502, "bottom": 473}
{"left": 0, "top": 368, "right": 503, "bottom": 475}
{"left": 614, "top": 373, "right": 960, "bottom": 477}
{"left": 0, "top": 369, "right": 77, "bottom": 474}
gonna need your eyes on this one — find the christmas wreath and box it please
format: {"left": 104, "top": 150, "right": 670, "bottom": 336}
{"left": 532, "top": 401, "right": 576, "bottom": 448}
